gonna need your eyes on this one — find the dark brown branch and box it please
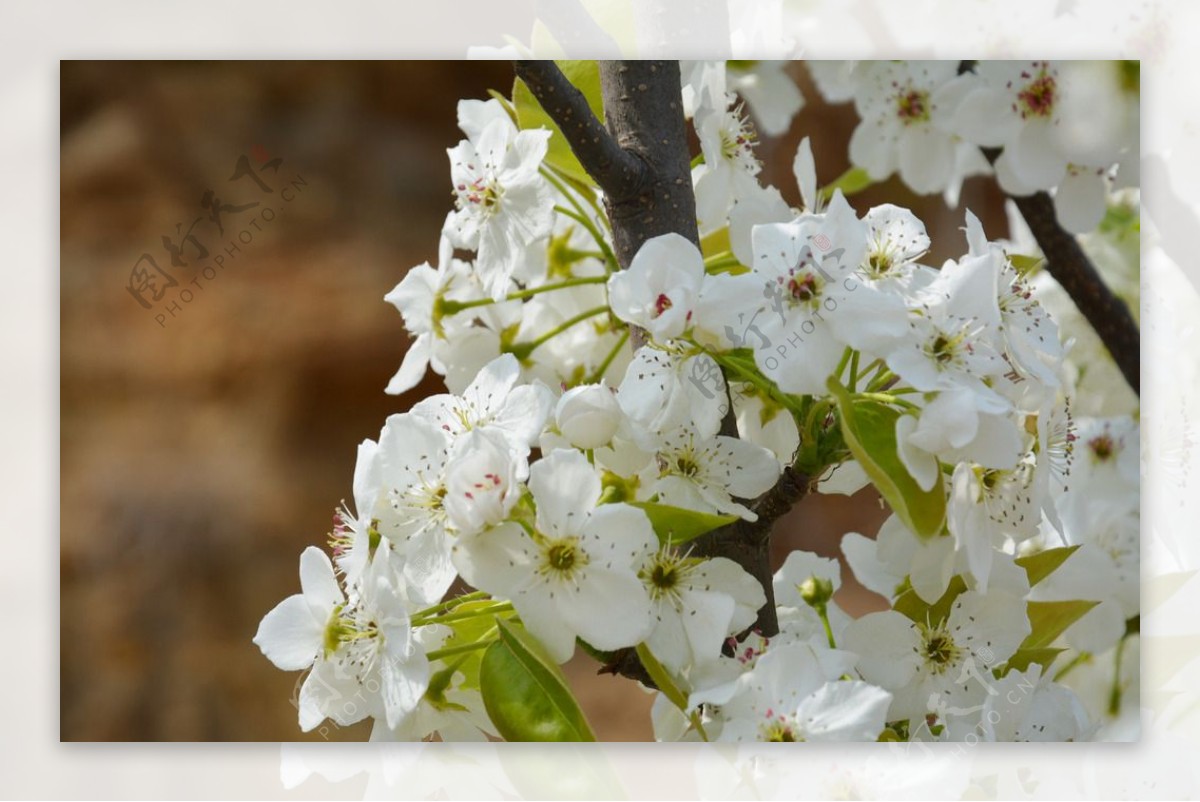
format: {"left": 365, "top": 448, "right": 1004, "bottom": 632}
{"left": 513, "top": 60, "right": 648, "bottom": 202}
{"left": 1008, "top": 191, "right": 1140, "bottom": 394}
{"left": 981, "top": 147, "right": 1140, "bottom": 395}
{"left": 519, "top": 60, "right": 801, "bottom": 688}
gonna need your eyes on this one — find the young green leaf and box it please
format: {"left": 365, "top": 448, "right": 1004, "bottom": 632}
{"left": 892, "top": 575, "right": 967, "bottom": 627}
{"left": 1014, "top": 545, "right": 1081, "bottom": 587}
{"left": 1003, "top": 646, "right": 1066, "bottom": 673}
{"left": 827, "top": 377, "right": 946, "bottom": 538}
{"left": 818, "top": 166, "right": 873, "bottom": 202}
{"left": 513, "top": 60, "right": 603, "bottom": 187}
{"left": 479, "top": 618, "right": 596, "bottom": 742}
{"left": 628, "top": 501, "right": 737, "bottom": 546}
{"left": 1020, "top": 600, "right": 1100, "bottom": 650}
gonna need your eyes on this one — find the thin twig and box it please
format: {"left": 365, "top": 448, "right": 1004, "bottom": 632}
{"left": 513, "top": 60, "right": 648, "bottom": 202}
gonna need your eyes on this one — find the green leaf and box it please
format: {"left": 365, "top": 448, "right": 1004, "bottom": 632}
{"left": 892, "top": 575, "right": 967, "bottom": 627}
{"left": 1015, "top": 545, "right": 1081, "bottom": 587}
{"left": 1008, "top": 253, "right": 1045, "bottom": 276}
{"left": 479, "top": 618, "right": 596, "bottom": 742}
{"left": 818, "top": 166, "right": 873, "bottom": 202}
{"left": 1004, "top": 646, "right": 1066, "bottom": 674}
{"left": 827, "top": 377, "right": 946, "bottom": 538}
{"left": 635, "top": 643, "right": 689, "bottom": 711}
{"left": 436, "top": 601, "right": 502, "bottom": 691}
{"left": 628, "top": 501, "right": 737, "bottom": 547}
{"left": 513, "top": 60, "right": 603, "bottom": 187}
{"left": 1020, "top": 600, "right": 1100, "bottom": 650}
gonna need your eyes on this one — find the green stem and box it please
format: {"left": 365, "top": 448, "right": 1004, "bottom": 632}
{"left": 1108, "top": 635, "right": 1128, "bottom": 716}
{"left": 413, "top": 602, "right": 514, "bottom": 628}
{"left": 411, "top": 591, "right": 489, "bottom": 620}
{"left": 834, "top": 347, "right": 853, "bottom": 385}
{"left": 848, "top": 350, "right": 861, "bottom": 393}
{"left": 509, "top": 305, "right": 610, "bottom": 361}
{"left": 587, "top": 329, "right": 630, "bottom": 383}
{"left": 816, "top": 604, "right": 837, "bottom": 649}
{"left": 442, "top": 276, "right": 609, "bottom": 314}
{"left": 1053, "top": 650, "right": 1091, "bottom": 682}
{"left": 703, "top": 251, "right": 742, "bottom": 273}
{"left": 426, "top": 638, "right": 500, "bottom": 662}
{"left": 553, "top": 204, "right": 617, "bottom": 268}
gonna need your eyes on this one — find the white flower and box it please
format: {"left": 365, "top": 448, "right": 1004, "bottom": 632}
{"left": 727, "top": 61, "right": 805, "bottom": 138}
{"left": 638, "top": 550, "right": 765, "bottom": 672}
{"left": 885, "top": 253, "right": 1010, "bottom": 408}
{"left": 443, "top": 428, "right": 524, "bottom": 534}
{"left": 730, "top": 382, "right": 800, "bottom": 469}
{"left": 411, "top": 354, "right": 553, "bottom": 456}
{"left": 371, "top": 413, "right": 457, "bottom": 605}
{"left": 255, "top": 546, "right": 345, "bottom": 672}
{"left": 255, "top": 548, "right": 429, "bottom": 732}
{"left": 617, "top": 347, "right": 726, "bottom": 442}
{"left": 607, "top": 233, "right": 705, "bottom": 342}
{"left": 444, "top": 118, "right": 554, "bottom": 299}
{"left": 452, "top": 449, "right": 657, "bottom": 663}
{"left": 848, "top": 61, "right": 977, "bottom": 194}
{"left": 841, "top": 514, "right": 956, "bottom": 605}
{"left": 713, "top": 643, "right": 892, "bottom": 742}
{"left": 958, "top": 665, "right": 1093, "bottom": 742}
{"left": 948, "top": 460, "right": 1041, "bottom": 590}
{"left": 554, "top": 383, "right": 623, "bottom": 450}
{"left": 843, "top": 590, "right": 1030, "bottom": 724}
{"left": 643, "top": 424, "right": 780, "bottom": 521}
{"left": 693, "top": 97, "right": 766, "bottom": 232}
{"left": 950, "top": 61, "right": 1070, "bottom": 194}
{"left": 862, "top": 204, "right": 930, "bottom": 283}
{"left": 717, "top": 193, "right": 907, "bottom": 395}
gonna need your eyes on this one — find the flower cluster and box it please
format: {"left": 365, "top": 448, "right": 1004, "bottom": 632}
{"left": 257, "top": 60, "right": 1139, "bottom": 743}
{"left": 802, "top": 60, "right": 1140, "bottom": 233}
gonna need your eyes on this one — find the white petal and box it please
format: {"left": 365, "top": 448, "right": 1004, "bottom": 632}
{"left": 796, "top": 681, "right": 892, "bottom": 741}
{"left": 530, "top": 449, "right": 602, "bottom": 537}
{"left": 559, "top": 568, "right": 653, "bottom": 652}
{"left": 1054, "top": 169, "right": 1108, "bottom": 234}
{"left": 300, "top": 546, "right": 344, "bottom": 616}
{"left": 385, "top": 334, "right": 432, "bottom": 396}
{"left": 254, "top": 594, "right": 324, "bottom": 671}
{"left": 841, "top": 610, "right": 920, "bottom": 690}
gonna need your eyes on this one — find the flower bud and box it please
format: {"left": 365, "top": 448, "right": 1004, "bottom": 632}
{"left": 555, "top": 384, "right": 622, "bottom": 449}
{"left": 798, "top": 575, "right": 834, "bottom": 608}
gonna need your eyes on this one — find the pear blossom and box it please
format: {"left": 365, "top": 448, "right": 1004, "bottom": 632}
{"left": 606, "top": 233, "right": 705, "bottom": 342}
{"left": 693, "top": 97, "right": 766, "bottom": 232}
{"left": 709, "top": 643, "right": 892, "bottom": 742}
{"left": 715, "top": 193, "right": 907, "bottom": 395}
{"left": 255, "top": 548, "right": 430, "bottom": 732}
{"left": 616, "top": 346, "right": 726, "bottom": 442}
{"left": 444, "top": 116, "right": 554, "bottom": 299}
{"left": 843, "top": 590, "right": 1031, "bottom": 723}
{"left": 638, "top": 549, "right": 766, "bottom": 672}
{"left": 642, "top": 424, "right": 780, "bottom": 521}
{"left": 452, "top": 449, "right": 657, "bottom": 663}
{"left": 411, "top": 353, "right": 553, "bottom": 456}
{"left": 551, "top": 383, "right": 623, "bottom": 450}
{"left": 847, "top": 61, "right": 981, "bottom": 195}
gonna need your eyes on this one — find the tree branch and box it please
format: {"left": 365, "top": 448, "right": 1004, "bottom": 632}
{"left": 513, "top": 60, "right": 648, "bottom": 202}
{"left": 1008, "top": 190, "right": 1140, "bottom": 395}
{"left": 977, "top": 148, "right": 1140, "bottom": 396}
{"left": 517, "top": 60, "right": 799, "bottom": 689}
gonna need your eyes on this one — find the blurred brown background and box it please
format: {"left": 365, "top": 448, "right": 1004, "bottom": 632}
{"left": 60, "top": 61, "right": 1008, "bottom": 741}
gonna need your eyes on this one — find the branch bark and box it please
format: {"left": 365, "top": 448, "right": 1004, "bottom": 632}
{"left": 1008, "top": 190, "right": 1140, "bottom": 395}
{"left": 515, "top": 61, "right": 798, "bottom": 675}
